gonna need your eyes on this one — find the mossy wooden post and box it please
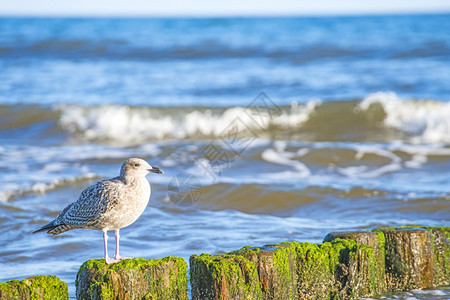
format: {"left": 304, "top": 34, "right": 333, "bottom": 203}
{"left": 191, "top": 239, "right": 381, "bottom": 300}
{"left": 294, "top": 241, "right": 335, "bottom": 299}
{"left": 323, "top": 230, "right": 387, "bottom": 295}
{"left": 289, "top": 239, "right": 380, "bottom": 299}
{"left": 189, "top": 253, "right": 262, "bottom": 300}
{"left": 0, "top": 275, "right": 68, "bottom": 300}
{"left": 381, "top": 228, "right": 434, "bottom": 291}
{"left": 325, "top": 226, "right": 449, "bottom": 292}
{"left": 76, "top": 257, "right": 188, "bottom": 300}
{"left": 429, "top": 227, "right": 449, "bottom": 287}
{"left": 231, "top": 243, "right": 298, "bottom": 299}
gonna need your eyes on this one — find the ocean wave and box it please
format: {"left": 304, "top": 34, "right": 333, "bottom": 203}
{"left": 359, "top": 92, "right": 450, "bottom": 143}
{"left": 4, "top": 34, "right": 449, "bottom": 62}
{"left": 56, "top": 101, "right": 320, "bottom": 144}
{"left": 163, "top": 182, "right": 390, "bottom": 216}
{"left": 0, "top": 174, "right": 98, "bottom": 202}
{"left": 0, "top": 38, "right": 370, "bottom": 62}
{"left": 57, "top": 93, "right": 450, "bottom": 144}
{"left": 2, "top": 92, "right": 450, "bottom": 145}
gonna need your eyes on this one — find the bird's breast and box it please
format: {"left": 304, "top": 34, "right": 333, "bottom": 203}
{"left": 104, "top": 177, "right": 151, "bottom": 230}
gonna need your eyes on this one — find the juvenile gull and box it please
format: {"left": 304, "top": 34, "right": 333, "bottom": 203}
{"left": 33, "top": 158, "right": 163, "bottom": 264}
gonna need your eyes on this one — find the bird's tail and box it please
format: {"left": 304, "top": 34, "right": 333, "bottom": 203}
{"left": 33, "top": 221, "right": 57, "bottom": 234}
{"left": 32, "top": 221, "right": 71, "bottom": 235}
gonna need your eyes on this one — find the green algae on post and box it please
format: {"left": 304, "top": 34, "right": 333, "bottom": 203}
{"left": 191, "top": 239, "right": 383, "bottom": 300}
{"left": 292, "top": 241, "right": 334, "bottom": 299}
{"left": 190, "top": 253, "right": 262, "bottom": 300}
{"left": 76, "top": 257, "right": 188, "bottom": 300}
{"left": 311, "top": 239, "right": 380, "bottom": 299}
{"left": 231, "top": 243, "right": 298, "bottom": 299}
{"left": 324, "top": 230, "right": 387, "bottom": 295}
{"left": 0, "top": 275, "right": 68, "bottom": 300}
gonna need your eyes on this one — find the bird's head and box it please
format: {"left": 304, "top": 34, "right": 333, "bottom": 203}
{"left": 120, "top": 158, "right": 164, "bottom": 179}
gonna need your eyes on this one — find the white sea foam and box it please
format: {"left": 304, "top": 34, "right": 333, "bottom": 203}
{"left": 57, "top": 101, "right": 320, "bottom": 144}
{"left": 388, "top": 140, "right": 450, "bottom": 156}
{"left": 338, "top": 163, "right": 403, "bottom": 178}
{"left": 360, "top": 92, "right": 450, "bottom": 143}
{"left": 0, "top": 143, "right": 164, "bottom": 202}
{"left": 410, "top": 289, "right": 446, "bottom": 296}
{"left": 261, "top": 148, "right": 311, "bottom": 177}
{"left": 0, "top": 174, "right": 98, "bottom": 202}
{"left": 354, "top": 144, "right": 402, "bottom": 163}
{"left": 58, "top": 94, "right": 450, "bottom": 145}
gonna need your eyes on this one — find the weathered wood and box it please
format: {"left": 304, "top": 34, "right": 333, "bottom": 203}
{"left": 324, "top": 230, "right": 386, "bottom": 294}
{"left": 325, "top": 226, "right": 450, "bottom": 292}
{"left": 190, "top": 253, "right": 262, "bottom": 300}
{"left": 319, "top": 239, "right": 380, "bottom": 299}
{"left": 231, "top": 244, "right": 298, "bottom": 299}
{"left": 191, "top": 239, "right": 381, "bottom": 300}
{"left": 380, "top": 228, "right": 434, "bottom": 291}
{"left": 76, "top": 257, "right": 188, "bottom": 300}
{"left": 3, "top": 226, "right": 447, "bottom": 299}
{"left": 0, "top": 275, "right": 68, "bottom": 300}
{"left": 190, "top": 226, "right": 448, "bottom": 300}
{"left": 429, "top": 227, "right": 450, "bottom": 287}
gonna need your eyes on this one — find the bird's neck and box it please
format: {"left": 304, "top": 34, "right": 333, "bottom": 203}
{"left": 123, "top": 175, "right": 147, "bottom": 187}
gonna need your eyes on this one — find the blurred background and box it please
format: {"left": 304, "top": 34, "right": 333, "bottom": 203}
{"left": 0, "top": 1, "right": 449, "bottom": 298}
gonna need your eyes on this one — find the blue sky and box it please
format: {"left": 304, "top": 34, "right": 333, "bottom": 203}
{"left": 1, "top": 0, "right": 450, "bottom": 16}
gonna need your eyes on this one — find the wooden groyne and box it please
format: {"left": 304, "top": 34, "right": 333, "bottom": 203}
{"left": 0, "top": 275, "right": 68, "bottom": 300}
{"left": 0, "top": 226, "right": 448, "bottom": 299}
{"left": 76, "top": 256, "right": 188, "bottom": 300}
{"left": 190, "top": 226, "right": 449, "bottom": 300}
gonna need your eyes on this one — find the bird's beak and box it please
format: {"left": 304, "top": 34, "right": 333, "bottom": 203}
{"left": 149, "top": 166, "right": 164, "bottom": 174}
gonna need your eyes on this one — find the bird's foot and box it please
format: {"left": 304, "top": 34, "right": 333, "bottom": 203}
{"left": 105, "top": 256, "right": 121, "bottom": 264}
{"left": 115, "top": 255, "right": 132, "bottom": 261}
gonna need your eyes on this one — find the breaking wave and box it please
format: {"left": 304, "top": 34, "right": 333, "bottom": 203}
{"left": 1, "top": 92, "right": 449, "bottom": 145}
{"left": 359, "top": 92, "right": 450, "bottom": 143}
{"left": 57, "top": 92, "right": 450, "bottom": 144}
{"left": 0, "top": 174, "right": 98, "bottom": 202}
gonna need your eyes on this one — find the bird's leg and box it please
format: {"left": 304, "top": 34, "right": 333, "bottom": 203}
{"left": 114, "top": 229, "right": 131, "bottom": 261}
{"left": 103, "top": 230, "right": 120, "bottom": 264}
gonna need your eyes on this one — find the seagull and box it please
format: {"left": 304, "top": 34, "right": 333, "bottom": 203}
{"left": 33, "top": 158, "right": 163, "bottom": 264}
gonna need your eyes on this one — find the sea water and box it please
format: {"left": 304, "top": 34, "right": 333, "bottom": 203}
{"left": 0, "top": 15, "right": 449, "bottom": 299}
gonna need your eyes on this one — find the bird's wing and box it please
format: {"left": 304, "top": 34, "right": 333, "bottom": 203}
{"left": 58, "top": 180, "right": 122, "bottom": 227}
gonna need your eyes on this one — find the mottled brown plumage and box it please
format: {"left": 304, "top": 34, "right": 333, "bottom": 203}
{"left": 33, "top": 158, "right": 163, "bottom": 264}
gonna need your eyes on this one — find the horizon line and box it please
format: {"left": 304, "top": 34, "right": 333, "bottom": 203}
{"left": 1, "top": 9, "right": 450, "bottom": 19}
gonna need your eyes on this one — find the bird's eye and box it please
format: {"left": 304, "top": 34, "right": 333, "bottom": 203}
{"left": 134, "top": 163, "right": 140, "bottom": 167}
